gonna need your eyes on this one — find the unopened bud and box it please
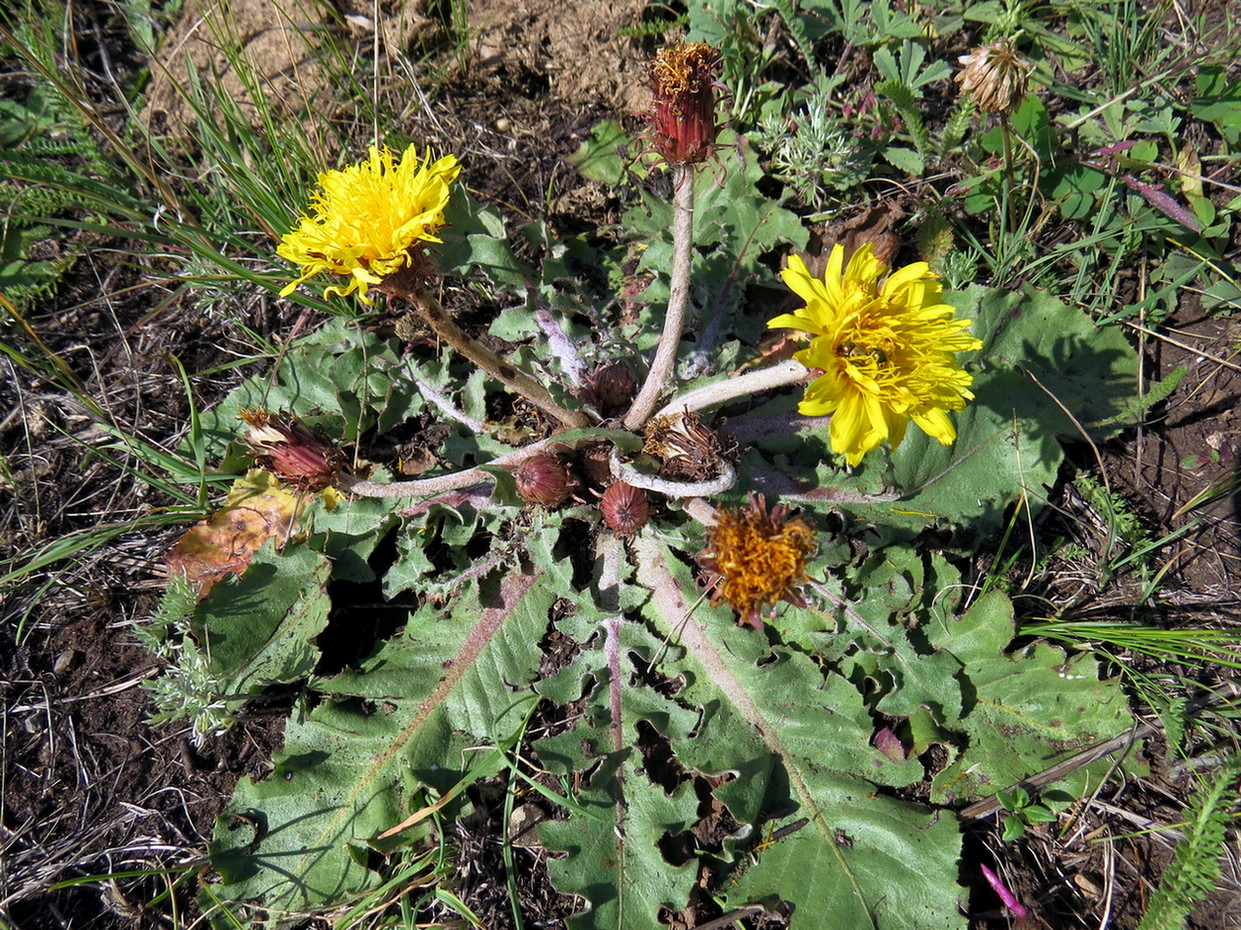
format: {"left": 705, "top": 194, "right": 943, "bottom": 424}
{"left": 600, "top": 481, "right": 649, "bottom": 537}
{"left": 514, "top": 454, "right": 578, "bottom": 507}
{"left": 579, "top": 362, "right": 638, "bottom": 418}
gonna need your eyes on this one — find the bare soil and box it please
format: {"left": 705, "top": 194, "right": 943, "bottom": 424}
{"left": 3, "top": 1, "right": 1240, "bottom": 928}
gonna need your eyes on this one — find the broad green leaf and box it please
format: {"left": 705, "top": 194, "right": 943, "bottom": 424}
{"left": 194, "top": 541, "right": 331, "bottom": 692}
{"left": 627, "top": 538, "right": 962, "bottom": 929}
{"left": 208, "top": 568, "right": 552, "bottom": 921}
{"left": 926, "top": 591, "right": 1135, "bottom": 804}
{"left": 567, "top": 120, "right": 631, "bottom": 186}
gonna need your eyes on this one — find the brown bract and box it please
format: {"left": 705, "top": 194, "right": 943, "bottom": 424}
{"left": 646, "top": 41, "right": 722, "bottom": 165}
{"left": 697, "top": 493, "right": 818, "bottom": 630}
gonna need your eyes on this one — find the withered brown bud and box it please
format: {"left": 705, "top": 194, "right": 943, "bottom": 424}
{"left": 646, "top": 42, "right": 722, "bottom": 166}
{"left": 600, "top": 481, "right": 649, "bottom": 537}
{"left": 514, "top": 454, "right": 578, "bottom": 507}
{"left": 955, "top": 40, "right": 1031, "bottom": 115}
{"left": 643, "top": 410, "right": 734, "bottom": 481}
{"left": 238, "top": 408, "right": 345, "bottom": 491}
{"left": 579, "top": 362, "right": 638, "bottom": 419}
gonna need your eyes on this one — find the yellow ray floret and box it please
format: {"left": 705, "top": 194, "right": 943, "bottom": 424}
{"left": 768, "top": 243, "right": 982, "bottom": 467}
{"left": 278, "top": 145, "right": 461, "bottom": 303}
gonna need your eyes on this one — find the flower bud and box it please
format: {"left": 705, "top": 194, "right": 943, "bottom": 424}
{"left": 238, "top": 408, "right": 344, "bottom": 491}
{"left": 579, "top": 362, "right": 637, "bottom": 419}
{"left": 514, "top": 454, "right": 578, "bottom": 507}
{"left": 646, "top": 42, "right": 722, "bottom": 166}
{"left": 600, "top": 481, "right": 649, "bottom": 537}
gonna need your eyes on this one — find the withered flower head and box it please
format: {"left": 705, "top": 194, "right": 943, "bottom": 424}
{"left": 600, "top": 480, "right": 649, "bottom": 537}
{"left": 698, "top": 494, "right": 817, "bottom": 630}
{"left": 646, "top": 41, "right": 722, "bottom": 166}
{"left": 514, "top": 454, "right": 579, "bottom": 507}
{"left": 644, "top": 410, "right": 734, "bottom": 481}
{"left": 239, "top": 408, "right": 345, "bottom": 492}
{"left": 955, "top": 40, "right": 1031, "bottom": 115}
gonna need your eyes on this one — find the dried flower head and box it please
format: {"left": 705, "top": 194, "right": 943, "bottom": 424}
{"left": 600, "top": 481, "right": 649, "bottom": 536}
{"left": 955, "top": 41, "right": 1031, "bottom": 115}
{"left": 768, "top": 243, "right": 982, "bottom": 467}
{"left": 278, "top": 145, "right": 461, "bottom": 304}
{"left": 239, "top": 408, "right": 345, "bottom": 491}
{"left": 514, "top": 454, "right": 579, "bottom": 507}
{"left": 646, "top": 41, "right": 722, "bottom": 166}
{"left": 643, "top": 410, "right": 733, "bottom": 481}
{"left": 698, "top": 494, "right": 817, "bottom": 630}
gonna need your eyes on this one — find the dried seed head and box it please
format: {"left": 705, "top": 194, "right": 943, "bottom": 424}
{"left": 646, "top": 42, "right": 722, "bottom": 166}
{"left": 643, "top": 410, "right": 734, "bottom": 481}
{"left": 238, "top": 408, "right": 345, "bottom": 491}
{"left": 514, "top": 454, "right": 578, "bottom": 507}
{"left": 600, "top": 481, "right": 649, "bottom": 536}
{"left": 955, "top": 40, "right": 1031, "bottom": 115}
{"left": 579, "top": 362, "right": 638, "bottom": 419}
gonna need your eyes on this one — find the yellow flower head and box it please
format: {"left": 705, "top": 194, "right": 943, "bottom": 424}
{"left": 768, "top": 243, "right": 982, "bottom": 468}
{"left": 278, "top": 145, "right": 461, "bottom": 304}
{"left": 698, "top": 494, "right": 817, "bottom": 630}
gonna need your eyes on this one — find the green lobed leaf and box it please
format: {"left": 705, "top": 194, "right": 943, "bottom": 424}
{"left": 629, "top": 538, "right": 963, "bottom": 929}
{"left": 193, "top": 540, "right": 331, "bottom": 692}
{"left": 926, "top": 591, "right": 1135, "bottom": 804}
{"left": 208, "top": 567, "right": 553, "bottom": 921}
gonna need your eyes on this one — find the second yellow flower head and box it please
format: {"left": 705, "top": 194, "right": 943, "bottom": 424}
{"left": 768, "top": 243, "right": 982, "bottom": 467}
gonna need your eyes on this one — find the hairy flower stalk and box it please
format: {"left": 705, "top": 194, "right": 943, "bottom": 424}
{"left": 406, "top": 290, "right": 589, "bottom": 429}
{"left": 623, "top": 165, "right": 695, "bottom": 431}
{"left": 769, "top": 243, "right": 982, "bottom": 467}
{"left": 624, "top": 42, "right": 721, "bottom": 432}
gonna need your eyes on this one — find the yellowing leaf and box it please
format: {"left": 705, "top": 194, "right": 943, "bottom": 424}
{"left": 165, "top": 470, "right": 305, "bottom": 594}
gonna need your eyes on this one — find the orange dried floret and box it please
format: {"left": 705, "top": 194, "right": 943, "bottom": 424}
{"left": 698, "top": 493, "right": 817, "bottom": 629}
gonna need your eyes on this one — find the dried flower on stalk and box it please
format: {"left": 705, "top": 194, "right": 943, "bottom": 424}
{"left": 643, "top": 410, "right": 734, "bottom": 481}
{"left": 955, "top": 41, "right": 1031, "bottom": 115}
{"left": 514, "top": 454, "right": 579, "bottom": 507}
{"left": 698, "top": 494, "right": 817, "bottom": 629}
{"left": 278, "top": 145, "right": 461, "bottom": 303}
{"left": 239, "top": 408, "right": 345, "bottom": 491}
{"left": 646, "top": 41, "right": 722, "bottom": 166}
{"left": 768, "top": 243, "right": 982, "bottom": 467}
{"left": 600, "top": 481, "right": 649, "bottom": 536}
